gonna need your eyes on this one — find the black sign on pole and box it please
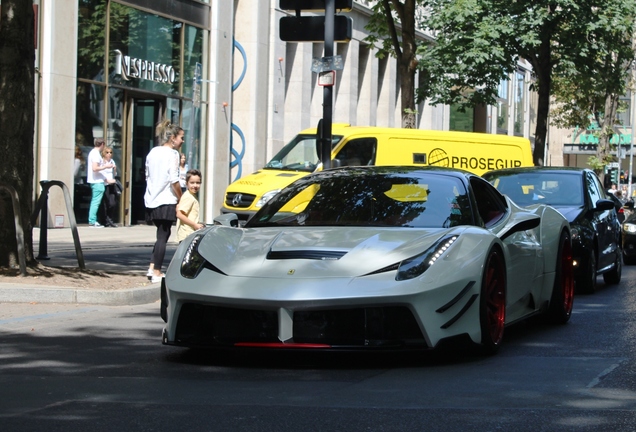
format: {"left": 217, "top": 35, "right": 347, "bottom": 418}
{"left": 279, "top": 16, "right": 352, "bottom": 42}
{"left": 279, "top": 0, "right": 352, "bottom": 12}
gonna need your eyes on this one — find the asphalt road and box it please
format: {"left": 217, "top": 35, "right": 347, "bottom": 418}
{"left": 1, "top": 266, "right": 636, "bottom": 431}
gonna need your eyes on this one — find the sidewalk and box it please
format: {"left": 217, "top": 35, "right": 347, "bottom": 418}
{"left": 0, "top": 225, "right": 178, "bottom": 306}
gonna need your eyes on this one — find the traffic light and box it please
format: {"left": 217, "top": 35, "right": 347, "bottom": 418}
{"left": 610, "top": 168, "right": 618, "bottom": 185}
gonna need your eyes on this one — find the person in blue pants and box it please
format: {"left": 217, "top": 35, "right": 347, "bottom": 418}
{"left": 86, "top": 138, "right": 113, "bottom": 227}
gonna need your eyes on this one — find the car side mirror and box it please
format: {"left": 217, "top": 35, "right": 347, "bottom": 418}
{"left": 213, "top": 213, "right": 239, "bottom": 227}
{"left": 594, "top": 199, "right": 615, "bottom": 212}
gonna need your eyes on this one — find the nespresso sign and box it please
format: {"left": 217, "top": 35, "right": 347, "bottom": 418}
{"left": 114, "top": 50, "right": 176, "bottom": 84}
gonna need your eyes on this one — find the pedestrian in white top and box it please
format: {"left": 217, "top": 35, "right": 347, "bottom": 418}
{"left": 87, "top": 138, "right": 113, "bottom": 227}
{"left": 144, "top": 120, "right": 184, "bottom": 283}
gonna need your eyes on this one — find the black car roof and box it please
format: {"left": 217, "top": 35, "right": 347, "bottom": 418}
{"left": 483, "top": 166, "right": 591, "bottom": 177}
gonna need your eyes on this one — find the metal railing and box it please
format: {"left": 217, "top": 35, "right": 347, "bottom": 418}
{"left": 31, "top": 180, "right": 85, "bottom": 269}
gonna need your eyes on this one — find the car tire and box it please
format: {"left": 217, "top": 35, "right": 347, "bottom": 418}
{"left": 577, "top": 250, "right": 597, "bottom": 294}
{"left": 603, "top": 247, "right": 622, "bottom": 285}
{"left": 479, "top": 247, "right": 506, "bottom": 355}
{"left": 624, "top": 253, "right": 636, "bottom": 265}
{"left": 547, "top": 231, "right": 574, "bottom": 324}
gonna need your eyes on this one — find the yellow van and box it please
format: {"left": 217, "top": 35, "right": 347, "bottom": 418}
{"left": 222, "top": 124, "right": 533, "bottom": 221}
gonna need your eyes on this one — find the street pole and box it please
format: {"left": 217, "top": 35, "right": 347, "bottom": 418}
{"left": 321, "top": 0, "right": 334, "bottom": 169}
{"left": 630, "top": 71, "right": 635, "bottom": 199}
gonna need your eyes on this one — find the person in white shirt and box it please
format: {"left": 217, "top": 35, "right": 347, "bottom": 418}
{"left": 145, "top": 120, "right": 184, "bottom": 283}
{"left": 86, "top": 138, "right": 113, "bottom": 227}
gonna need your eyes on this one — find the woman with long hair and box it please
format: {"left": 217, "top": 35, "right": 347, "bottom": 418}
{"left": 144, "top": 120, "right": 184, "bottom": 283}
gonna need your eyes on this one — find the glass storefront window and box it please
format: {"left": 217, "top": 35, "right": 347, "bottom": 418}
{"left": 449, "top": 104, "right": 474, "bottom": 132}
{"left": 514, "top": 71, "right": 525, "bottom": 136}
{"left": 183, "top": 25, "right": 208, "bottom": 102}
{"left": 77, "top": 0, "right": 106, "bottom": 81}
{"left": 107, "top": 87, "right": 124, "bottom": 170}
{"left": 108, "top": 3, "right": 181, "bottom": 95}
{"left": 74, "top": 81, "right": 106, "bottom": 223}
{"left": 182, "top": 100, "right": 205, "bottom": 170}
{"left": 75, "top": 81, "right": 105, "bottom": 149}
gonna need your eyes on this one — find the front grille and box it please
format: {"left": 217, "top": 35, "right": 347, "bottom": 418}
{"left": 225, "top": 192, "right": 256, "bottom": 208}
{"left": 174, "top": 304, "right": 426, "bottom": 349}
{"left": 293, "top": 306, "right": 425, "bottom": 347}
{"left": 175, "top": 304, "right": 278, "bottom": 346}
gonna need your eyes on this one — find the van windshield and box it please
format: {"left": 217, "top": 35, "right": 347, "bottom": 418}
{"left": 264, "top": 134, "right": 343, "bottom": 172}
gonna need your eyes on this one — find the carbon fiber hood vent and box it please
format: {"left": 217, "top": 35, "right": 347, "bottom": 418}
{"left": 266, "top": 250, "right": 347, "bottom": 260}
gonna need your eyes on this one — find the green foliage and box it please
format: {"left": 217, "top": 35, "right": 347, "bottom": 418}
{"left": 551, "top": 0, "right": 636, "bottom": 132}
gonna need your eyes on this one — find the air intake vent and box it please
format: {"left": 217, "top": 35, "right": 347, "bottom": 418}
{"left": 267, "top": 250, "right": 347, "bottom": 260}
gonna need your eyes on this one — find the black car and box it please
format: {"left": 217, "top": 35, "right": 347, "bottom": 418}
{"left": 621, "top": 204, "right": 636, "bottom": 264}
{"left": 606, "top": 192, "right": 627, "bottom": 223}
{"left": 483, "top": 167, "right": 621, "bottom": 293}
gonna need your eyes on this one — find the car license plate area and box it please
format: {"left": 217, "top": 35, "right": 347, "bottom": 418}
{"left": 293, "top": 306, "right": 425, "bottom": 347}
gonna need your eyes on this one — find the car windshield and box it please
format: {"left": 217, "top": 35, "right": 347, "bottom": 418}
{"left": 264, "top": 134, "right": 343, "bottom": 172}
{"left": 246, "top": 170, "right": 473, "bottom": 228}
{"left": 486, "top": 172, "right": 584, "bottom": 206}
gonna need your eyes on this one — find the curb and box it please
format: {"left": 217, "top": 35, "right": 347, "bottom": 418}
{"left": 0, "top": 283, "right": 160, "bottom": 306}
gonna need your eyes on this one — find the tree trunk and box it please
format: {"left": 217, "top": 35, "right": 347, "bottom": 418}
{"left": 0, "top": 1, "right": 36, "bottom": 267}
{"left": 399, "top": 58, "right": 417, "bottom": 128}
{"left": 532, "top": 60, "right": 551, "bottom": 167}
{"left": 383, "top": 0, "right": 418, "bottom": 128}
{"left": 596, "top": 93, "right": 621, "bottom": 186}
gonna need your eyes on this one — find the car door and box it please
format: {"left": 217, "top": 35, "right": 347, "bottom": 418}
{"left": 470, "top": 177, "right": 541, "bottom": 320}
{"left": 586, "top": 171, "right": 618, "bottom": 269}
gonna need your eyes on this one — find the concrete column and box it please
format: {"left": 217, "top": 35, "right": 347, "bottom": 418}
{"left": 229, "top": 0, "right": 271, "bottom": 186}
{"left": 356, "top": 44, "right": 377, "bottom": 126}
{"left": 283, "top": 42, "right": 315, "bottom": 141}
{"left": 334, "top": 41, "right": 358, "bottom": 124}
{"left": 267, "top": 7, "right": 287, "bottom": 158}
{"left": 204, "top": 0, "right": 235, "bottom": 220}
{"left": 37, "top": 1, "right": 78, "bottom": 227}
{"left": 376, "top": 57, "right": 397, "bottom": 127}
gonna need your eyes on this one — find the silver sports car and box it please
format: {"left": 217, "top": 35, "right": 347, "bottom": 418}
{"left": 161, "top": 166, "right": 574, "bottom": 354}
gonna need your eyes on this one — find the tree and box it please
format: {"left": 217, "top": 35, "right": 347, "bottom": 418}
{"left": 424, "top": 0, "right": 612, "bottom": 166}
{"left": 365, "top": 0, "right": 432, "bottom": 128}
{"left": 0, "top": 1, "right": 35, "bottom": 267}
{"left": 550, "top": 1, "right": 636, "bottom": 182}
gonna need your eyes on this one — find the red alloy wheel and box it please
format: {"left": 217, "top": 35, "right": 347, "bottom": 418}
{"left": 482, "top": 250, "right": 506, "bottom": 348}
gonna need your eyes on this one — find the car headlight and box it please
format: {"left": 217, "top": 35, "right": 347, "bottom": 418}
{"left": 396, "top": 235, "right": 458, "bottom": 281}
{"left": 180, "top": 233, "right": 227, "bottom": 279}
{"left": 624, "top": 223, "right": 636, "bottom": 234}
{"left": 180, "top": 234, "right": 207, "bottom": 279}
{"left": 255, "top": 189, "right": 281, "bottom": 208}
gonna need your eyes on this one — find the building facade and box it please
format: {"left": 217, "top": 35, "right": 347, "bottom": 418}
{"left": 29, "top": 0, "right": 536, "bottom": 227}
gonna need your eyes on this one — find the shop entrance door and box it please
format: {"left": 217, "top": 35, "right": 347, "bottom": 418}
{"left": 128, "top": 98, "right": 165, "bottom": 225}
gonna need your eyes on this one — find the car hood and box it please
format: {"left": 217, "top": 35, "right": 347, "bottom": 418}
{"left": 194, "top": 226, "right": 469, "bottom": 278}
{"left": 550, "top": 205, "right": 585, "bottom": 223}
